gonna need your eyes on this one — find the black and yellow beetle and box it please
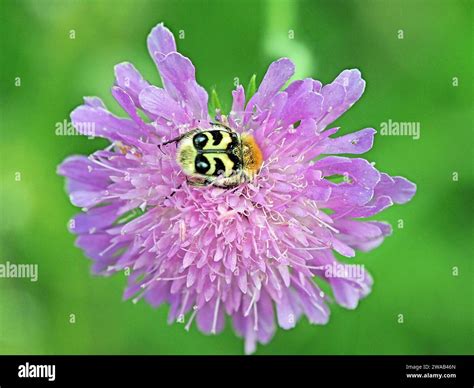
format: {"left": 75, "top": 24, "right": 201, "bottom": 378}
{"left": 161, "top": 121, "right": 263, "bottom": 188}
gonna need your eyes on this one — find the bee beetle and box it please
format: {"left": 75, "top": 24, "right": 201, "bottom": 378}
{"left": 161, "top": 120, "right": 263, "bottom": 188}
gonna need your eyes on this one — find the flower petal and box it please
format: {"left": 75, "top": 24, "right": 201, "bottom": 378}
{"left": 57, "top": 155, "right": 110, "bottom": 193}
{"left": 114, "top": 62, "right": 150, "bottom": 109}
{"left": 316, "top": 69, "right": 366, "bottom": 131}
{"left": 320, "top": 128, "right": 376, "bottom": 155}
{"left": 330, "top": 270, "right": 373, "bottom": 310}
{"left": 70, "top": 202, "right": 123, "bottom": 234}
{"left": 246, "top": 58, "right": 295, "bottom": 116}
{"left": 139, "top": 85, "right": 190, "bottom": 124}
{"left": 317, "top": 156, "right": 380, "bottom": 190}
{"left": 334, "top": 219, "right": 392, "bottom": 252}
{"left": 229, "top": 85, "right": 245, "bottom": 128}
{"left": 70, "top": 99, "right": 147, "bottom": 141}
{"left": 276, "top": 289, "right": 298, "bottom": 329}
{"left": 281, "top": 91, "right": 323, "bottom": 127}
{"left": 111, "top": 86, "right": 151, "bottom": 128}
{"left": 147, "top": 22, "right": 176, "bottom": 62}
{"left": 374, "top": 173, "right": 417, "bottom": 204}
{"left": 156, "top": 52, "right": 209, "bottom": 120}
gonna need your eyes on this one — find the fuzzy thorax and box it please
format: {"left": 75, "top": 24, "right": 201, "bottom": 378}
{"left": 241, "top": 133, "right": 263, "bottom": 180}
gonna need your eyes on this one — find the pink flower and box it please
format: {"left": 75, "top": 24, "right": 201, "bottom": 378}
{"left": 58, "top": 23, "right": 416, "bottom": 354}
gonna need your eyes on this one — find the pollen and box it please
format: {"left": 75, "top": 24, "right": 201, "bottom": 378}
{"left": 241, "top": 133, "right": 263, "bottom": 176}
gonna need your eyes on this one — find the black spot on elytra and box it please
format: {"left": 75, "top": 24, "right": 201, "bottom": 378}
{"left": 193, "top": 133, "right": 208, "bottom": 149}
{"left": 195, "top": 154, "right": 210, "bottom": 174}
{"left": 227, "top": 132, "right": 239, "bottom": 150}
{"left": 228, "top": 153, "right": 241, "bottom": 171}
{"left": 210, "top": 130, "right": 223, "bottom": 146}
{"left": 213, "top": 157, "right": 226, "bottom": 176}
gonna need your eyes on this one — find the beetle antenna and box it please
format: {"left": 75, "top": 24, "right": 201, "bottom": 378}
{"left": 209, "top": 120, "right": 232, "bottom": 131}
{"left": 157, "top": 134, "right": 184, "bottom": 153}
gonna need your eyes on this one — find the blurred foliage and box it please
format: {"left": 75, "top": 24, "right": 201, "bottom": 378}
{"left": 0, "top": 0, "right": 472, "bottom": 355}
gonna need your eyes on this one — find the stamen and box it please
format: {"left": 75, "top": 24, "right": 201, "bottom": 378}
{"left": 185, "top": 306, "right": 198, "bottom": 331}
{"left": 211, "top": 297, "right": 221, "bottom": 334}
{"left": 155, "top": 274, "right": 187, "bottom": 281}
{"left": 292, "top": 246, "right": 328, "bottom": 251}
{"left": 88, "top": 156, "right": 124, "bottom": 173}
{"left": 253, "top": 302, "right": 259, "bottom": 331}
{"left": 99, "top": 241, "right": 119, "bottom": 257}
{"left": 177, "top": 292, "right": 190, "bottom": 323}
{"left": 244, "top": 291, "right": 257, "bottom": 317}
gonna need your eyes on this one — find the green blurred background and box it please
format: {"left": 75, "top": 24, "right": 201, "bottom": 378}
{"left": 0, "top": 0, "right": 472, "bottom": 355}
